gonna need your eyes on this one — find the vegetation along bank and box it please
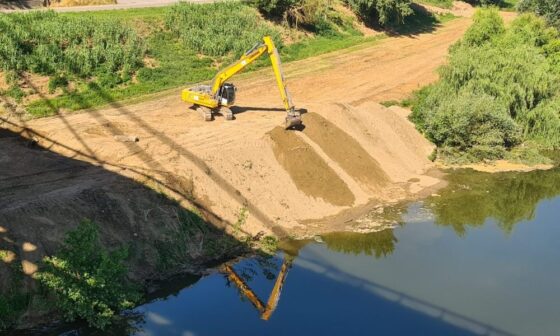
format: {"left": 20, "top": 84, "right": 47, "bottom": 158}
{"left": 0, "top": 0, "right": 454, "bottom": 118}
{"left": 408, "top": 5, "right": 560, "bottom": 165}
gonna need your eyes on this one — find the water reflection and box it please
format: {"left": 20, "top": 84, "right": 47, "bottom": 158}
{"left": 427, "top": 168, "right": 560, "bottom": 235}
{"left": 321, "top": 230, "right": 397, "bottom": 258}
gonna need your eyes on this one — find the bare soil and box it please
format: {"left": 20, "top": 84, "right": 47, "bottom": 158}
{"left": 443, "top": 160, "right": 555, "bottom": 173}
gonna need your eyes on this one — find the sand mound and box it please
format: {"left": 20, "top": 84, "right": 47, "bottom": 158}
{"left": 301, "top": 112, "right": 389, "bottom": 191}
{"left": 269, "top": 126, "right": 355, "bottom": 207}
{"left": 3, "top": 99, "right": 440, "bottom": 238}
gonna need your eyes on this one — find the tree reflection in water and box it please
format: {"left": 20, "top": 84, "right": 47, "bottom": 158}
{"left": 427, "top": 168, "right": 560, "bottom": 235}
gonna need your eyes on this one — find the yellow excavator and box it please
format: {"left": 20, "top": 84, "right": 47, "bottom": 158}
{"left": 181, "top": 36, "right": 302, "bottom": 129}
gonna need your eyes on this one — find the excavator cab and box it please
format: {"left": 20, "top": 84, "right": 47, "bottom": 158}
{"left": 181, "top": 36, "right": 302, "bottom": 130}
{"left": 218, "top": 83, "right": 236, "bottom": 106}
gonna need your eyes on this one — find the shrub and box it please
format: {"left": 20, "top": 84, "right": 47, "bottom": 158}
{"left": 253, "top": 0, "right": 300, "bottom": 17}
{"left": 461, "top": 8, "right": 505, "bottom": 46}
{"left": 519, "top": 96, "right": 560, "bottom": 147}
{"left": 165, "top": 2, "right": 282, "bottom": 58}
{"left": 411, "top": 10, "right": 560, "bottom": 162}
{"left": 518, "top": 0, "right": 560, "bottom": 30}
{"left": 0, "top": 11, "right": 145, "bottom": 85}
{"left": 5, "top": 85, "right": 26, "bottom": 102}
{"left": 344, "top": 0, "right": 413, "bottom": 25}
{"left": 255, "top": 0, "right": 354, "bottom": 35}
{"left": 419, "top": 91, "right": 522, "bottom": 161}
{"left": 36, "top": 220, "right": 139, "bottom": 329}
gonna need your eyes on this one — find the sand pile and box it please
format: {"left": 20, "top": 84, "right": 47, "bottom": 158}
{"left": 269, "top": 126, "right": 355, "bottom": 207}
{"left": 3, "top": 99, "right": 440, "bottom": 238}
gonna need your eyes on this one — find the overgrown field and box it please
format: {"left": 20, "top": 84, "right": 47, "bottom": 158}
{"left": 0, "top": 11, "right": 145, "bottom": 91}
{"left": 0, "top": 1, "right": 449, "bottom": 117}
{"left": 409, "top": 9, "right": 560, "bottom": 164}
{"left": 416, "top": 0, "right": 519, "bottom": 10}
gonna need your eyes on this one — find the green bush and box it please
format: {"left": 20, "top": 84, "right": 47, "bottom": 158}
{"left": 253, "top": 0, "right": 300, "bottom": 17}
{"left": 344, "top": 0, "right": 413, "bottom": 25}
{"left": 36, "top": 220, "right": 139, "bottom": 329}
{"left": 252, "top": 0, "right": 349, "bottom": 35}
{"left": 461, "top": 8, "right": 505, "bottom": 46}
{"left": 519, "top": 96, "right": 560, "bottom": 147}
{"left": 423, "top": 92, "right": 521, "bottom": 148}
{"left": 0, "top": 292, "right": 29, "bottom": 330}
{"left": 0, "top": 11, "right": 145, "bottom": 85}
{"left": 165, "top": 2, "right": 282, "bottom": 58}
{"left": 411, "top": 9, "right": 560, "bottom": 162}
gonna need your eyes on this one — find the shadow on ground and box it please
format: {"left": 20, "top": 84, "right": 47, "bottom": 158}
{"left": 0, "top": 127, "right": 246, "bottom": 330}
{"left": 386, "top": 5, "right": 444, "bottom": 37}
{"left": 0, "top": 0, "right": 44, "bottom": 10}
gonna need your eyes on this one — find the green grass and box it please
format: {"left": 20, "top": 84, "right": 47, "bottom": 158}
{"left": 0, "top": 11, "right": 145, "bottom": 85}
{"left": 27, "top": 32, "right": 384, "bottom": 116}
{"left": 61, "top": 6, "right": 167, "bottom": 20}
{"left": 21, "top": 3, "right": 454, "bottom": 117}
{"left": 26, "top": 20, "right": 384, "bottom": 116}
{"left": 281, "top": 34, "right": 383, "bottom": 61}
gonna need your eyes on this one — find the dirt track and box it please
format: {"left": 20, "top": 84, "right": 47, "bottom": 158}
{"left": 1, "top": 17, "right": 476, "bottom": 243}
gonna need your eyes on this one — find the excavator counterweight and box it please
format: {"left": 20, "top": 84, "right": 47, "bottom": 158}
{"left": 181, "top": 36, "right": 302, "bottom": 129}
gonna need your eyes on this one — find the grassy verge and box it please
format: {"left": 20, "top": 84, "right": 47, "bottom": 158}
{"left": 24, "top": 9, "right": 381, "bottom": 116}
{"left": 13, "top": 3, "right": 454, "bottom": 117}
{"left": 26, "top": 33, "right": 384, "bottom": 116}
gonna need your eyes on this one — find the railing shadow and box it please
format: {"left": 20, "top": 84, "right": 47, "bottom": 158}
{"left": 297, "top": 250, "right": 516, "bottom": 336}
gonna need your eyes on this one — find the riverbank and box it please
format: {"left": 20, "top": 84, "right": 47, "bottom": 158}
{"left": 0, "top": 12, "right": 472, "bottom": 330}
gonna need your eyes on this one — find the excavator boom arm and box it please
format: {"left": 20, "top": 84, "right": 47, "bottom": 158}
{"left": 211, "top": 36, "right": 295, "bottom": 114}
{"left": 210, "top": 43, "right": 268, "bottom": 94}
{"left": 264, "top": 36, "right": 295, "bottom": 113}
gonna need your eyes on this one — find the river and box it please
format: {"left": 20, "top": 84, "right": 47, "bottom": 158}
{"left": 56, "top": 167, "right": 560, "bottom": 336}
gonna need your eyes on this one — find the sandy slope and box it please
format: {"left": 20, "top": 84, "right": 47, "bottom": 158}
{"left": 1, "top": 18, "right": 474, "bottom": 243}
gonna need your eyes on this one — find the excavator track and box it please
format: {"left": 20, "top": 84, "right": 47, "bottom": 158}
{"left": 220, "top": 106, "right": 234, "bottom": 121}
{"left": 196, "top": 106, "right": 213, "bottom": 121}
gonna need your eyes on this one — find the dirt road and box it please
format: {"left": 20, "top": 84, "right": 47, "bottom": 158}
{"left": 1, "top": 17, "right": 475, "bottom": 248}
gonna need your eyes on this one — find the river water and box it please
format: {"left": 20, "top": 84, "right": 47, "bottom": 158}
{"left": 62, "top": 167, "right": 560, "bottom": 336}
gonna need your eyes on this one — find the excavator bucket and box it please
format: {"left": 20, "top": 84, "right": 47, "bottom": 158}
{"left": 285, "top": 109, "right": 302, "bottom": 130}
{"left": 285, "top": 114, "right": 302, "bottom": 130}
